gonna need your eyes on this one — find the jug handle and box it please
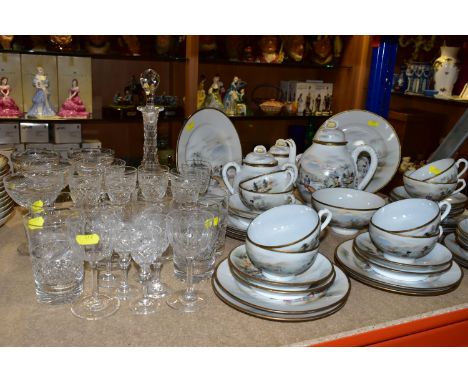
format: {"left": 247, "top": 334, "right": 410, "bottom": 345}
{"left": 456, "top": 158, "right": 468, "bottom": 179}
{"left": 222, "top": 161, "right": 241, "bottom": 195}
{"left": 280, "top": 163, "right": 298, "bottom": 184}
{"left": 351, "top": 145, "right": 378, "bottom": 190}
{"left": 285, "top": 139, "right": 297, "bottom": 163}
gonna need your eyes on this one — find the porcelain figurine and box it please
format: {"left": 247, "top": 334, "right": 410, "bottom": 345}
{"left": 205, "top": 75, "right": 224, "bottom": 110}
{"left": 283, "top": 36, "right": 305, "bottom": 62}
{"left": 223, "top": 76, "right": 240, "bottom": 116}
{"left": 268, "top": 139, "right": 297, "bottom": 166}
{"left": 197, "top": 75, "right": 206, "bottom": 110}
{"left": 297, "top": 121, "right": 378, "bottom": 202}
{"left": 26, "top": 66, "right": 56, "bottom": 118}
{"left": 57, "top": 79, "right": 90, "bottom": 119}
{"left": 0, "top": 35, "right": 14, "bottom": 50}
{"left": 0, "top": 76, "right": 22, "bottom": 118}
{"left": 256, "top": 36, "right": 284, "bottom": 64}
{"left": 222, "top": 145, "right": 298, "bottom": 195}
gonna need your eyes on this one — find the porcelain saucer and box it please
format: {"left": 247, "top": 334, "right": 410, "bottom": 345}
{"left": 227, "top": 213, "right": 251, "bottom": 232}
{"left": 214, "top": 259, "right": 350, "bottom": 314}
{"left": 229, "top": 193, "right": 260, "bottom": 220}
{"left": 230, "top": 263, "right": 336, "bottom": 300}
{"left": 335, "top": 240, "right": 463, "bottom": 295}
{"left": 390, "top": 186, "right": 410, "bottom": 201}
{"left": 444, "top": 234, "right": 468, "bottom": 268}
{"left": 212, "top": 278, "right": 347, "bottom": 322}
{"left": 229, "top": 244, "right": 334, "bottom": 289}
{"left": 355, "top": 232, "right": 452, "bottom": 269}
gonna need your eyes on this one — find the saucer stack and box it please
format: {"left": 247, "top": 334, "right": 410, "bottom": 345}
{"left": 213, "top": 246, "right": 349, "bottom": 322}
{"left": 227, "top": 194, "right": 259, "bottom": 241}
{"left": 335, "top": 233, "right": 462, "bottom": 295}
{"left": 444, "top": 218, "right": 468, "bottom": 268}
{"left": 0, "top": 154, "right": 14, "bottom": 228}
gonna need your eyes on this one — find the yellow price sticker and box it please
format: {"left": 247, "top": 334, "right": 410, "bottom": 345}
{"left": 31, "top": 200, "right": 44, "bottom": 213}
{"left": 186, "top": 121, "right": 195, "bottom": 131}
{"left": 28, "top": 216, "right": 44, "bottom": 230}
{"left": 367, "top": 120, "right": 379, "bottom": 127}
{"left": 75, "top": 234, "right": 100, "bottom": 246}
{"left": 204, "top": 217, "right": 219, "bottom": 229}
{"left": 429, "top": 165, "right": 442, "bottom": 175}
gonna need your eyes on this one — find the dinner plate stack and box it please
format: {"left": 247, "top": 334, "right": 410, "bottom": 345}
{"left": 0, "top": 154, "right": 14, "bottom": 228}
{"left": 389, "top": 186, "right": 467, "bottom": 236}
{"left": 444, "top": 218, "right": 468, "bottom": 268}
{"left": 226, "top": 194, "right": 259, "bottom": 241}
{"left": 212, "top": 244, "right": 350, "bottom": 322}
{"left": 335, "top": 232, "right": 463, "bottom": 295}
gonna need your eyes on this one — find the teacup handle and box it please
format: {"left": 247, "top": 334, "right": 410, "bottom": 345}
{"left": 438, "top": 200, "right": 452, "bottom": 222}
{"left": 351, "top": 145, "right": 378, "bottom": 190}
{"left": 287, "top": 194, "right": 296, "bottom": 205}
{"left": 318, "top": 208, "right": 332, "bottom": 232}
{"left": 437, "top": 225, "right": 444, "bottom": 239}
{"left": 222, "top": 161, "right": 241, "bottom": 195}
{"left": 280, "top": 162, "right": 298, "bottom": 184}
{"left": 452, "top": 178, "right": 466, "bottom": 196}
{"left": 456, "top": 158, "right": 468, "bottom": 179}
{"left": 283, "top": 168, "right": 296, "bottom": 190}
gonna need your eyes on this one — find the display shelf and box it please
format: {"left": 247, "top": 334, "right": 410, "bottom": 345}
{"left": 228, "top": 112, "right": 330, "bottom": 121}
{"left": 391, "top": 92, "right": 468, "bottom": 106}
{"left": 0, "top": 48, "right": 186, "bottom": 63}
{"left": 0, "top": 115, "right": 184, "bottom": 124}
{"left": 199, "top": 58, "right": 352, "bottom": 70}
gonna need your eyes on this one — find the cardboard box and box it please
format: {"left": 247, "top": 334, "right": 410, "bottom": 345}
{"left": 25, "top": 143, "right": 54, "bottom": 150}
{"left": 295, "top": 82, "right": 333, "bottom": 116}
{"left": 51, "top": 123, "right": 82, "bottom": 143}
{"left": 57, "top": 56, "right": 93, "bottom": 117}
{"left": 0, "top": 53, "right": 24, "bottom": 115}
{"left": 20, "top": 123, "right": 49, "bottom": 143}
{"left": 0, "top": 123, "right": 20, "bottom": 144}
{"left": 81, "top": 139, "right": 102, "bottom": 149}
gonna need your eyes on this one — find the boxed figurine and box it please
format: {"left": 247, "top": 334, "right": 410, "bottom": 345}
{"left": 20, "top": 122, "right": 49, "bottom": 143}
{"left": 57, "top": 56, "right": 92, "bottom": 118}
{"left": 21, "top": 54, "right": 59, "bottom": 118}
{"left": 51, "top": 123, "right": 82, "bottom": 144}
{"left": 295, "top": 82, "right": 333, "bottom": 116}
{"left": 81, "top": 139, "right": 102, "bottom": 149}
{"left": 53, "top": 143, "right": 80, "bottom": 159}
{"left": 0, "top": 53, "right": 24, "bottom": 118}
{"left": 0, "top": 123, "right": 20, "bottom": 144}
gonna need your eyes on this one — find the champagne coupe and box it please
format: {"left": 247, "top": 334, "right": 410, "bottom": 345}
{"left": 166, "top": 208, "right": 215, "bottom": 312}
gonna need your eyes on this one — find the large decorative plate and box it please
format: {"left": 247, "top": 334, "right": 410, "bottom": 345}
{"left": 177, "top": 108, "right": 242, "bottom": 176}
{"left": 324, "top": 110, "right": 401, "bottom": 193}
{"left": 335, "top": 240, "right": 463, "bottom": 295}
{"left": 214, "top": 258, "right": 349, "bottom": 314}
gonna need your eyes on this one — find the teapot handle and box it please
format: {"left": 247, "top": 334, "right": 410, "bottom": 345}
{"left": 285, "top": 139, "right": 297, "bottom": 163}
{"left": 280, "top": 162, "right": 298, "bottom": 184}
{"left": 283, "top": 168, "right": 296, "bottom": 190}
{"left": 222, "top": 161, "right": 241, "bottom": 195}
{"left": 351, "top": 145, "right": 378, "bottom": 190}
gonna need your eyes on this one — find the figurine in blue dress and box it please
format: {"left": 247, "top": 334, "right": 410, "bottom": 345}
{"left": 26, "top": 66, "right": 56, "bottom": 118}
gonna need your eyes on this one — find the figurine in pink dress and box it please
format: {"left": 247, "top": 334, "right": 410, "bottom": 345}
{"left": 0, "top": 77, "right": 22, "bottom": 118}
{"left": 57, "top": 79, "right": 90, "bottom": 118}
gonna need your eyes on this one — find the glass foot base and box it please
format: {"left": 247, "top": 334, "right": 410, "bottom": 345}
{"left": 166, "top": 290, "right": 207, "bottom": 312}
{"left": 71, "top": 294, "right": 120, "bottom": 320}
{"left": 148, "top": 282, "right": 172, "bottom": 299}
{"left": 129, "top": 297, "right": 161, "bottom": 315}
{"left": 99, "top": 273, "right": 119, "bottom": 289}
{"left": 17, "top": 242, "right": 29, "bottom": 256}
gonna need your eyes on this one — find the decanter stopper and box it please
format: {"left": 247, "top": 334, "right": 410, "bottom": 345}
{"left": 140, "top": 68, "right": 160, "bottom": 106}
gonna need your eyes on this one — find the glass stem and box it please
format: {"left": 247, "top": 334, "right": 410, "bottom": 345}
{"left": 91, "top": 262, "right": 99, "bottom": 300}
{"left": 119, "top": 254, "right": 130, "bottom": 292}
{"left": 185, "top": 256, "right": 194, "bottom": 298}
{"left": 141, "top": 264, "right": 150, "bottom": 302}
{"left": 152, "top": 260, "right": 162, "bottom": 285}
{"left": 105, "top": 256, "right": 113, "bottom": 276}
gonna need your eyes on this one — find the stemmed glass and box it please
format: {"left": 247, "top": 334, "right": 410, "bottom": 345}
{"left": 166, "top": 208, "right": 215, "bottom": 312}
{"left": 179, "top": 160, "right": 212, "bottom": 195}
{"left": 137, "top": 164, "right": 169, "bottom": 206}
{"left": 69, "top": 205, "right": 121, "bottom": 320}
{"left": 130, "top": 212, "right": 170, "bottom": 315}
{"left": 11, "top": 149, "right": 60, "bottom": 172}
{"left": 69, "top": 172, "right": 102, "bottom": 210}
{"left": 168, "top": 169, "right": 201, "bottom": 210}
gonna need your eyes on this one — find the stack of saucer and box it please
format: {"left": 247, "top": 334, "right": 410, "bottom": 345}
{"left": 0, "top": 154, "right": 14, "bottom": 228}
{"left": 335, "top": 199, "right": 463, "bottom": 295}
{"left": 444, "top": 218, "right": 468, "bottom": 268}
{"left": 213, "top": 204, "right": 350, "bottom": 322}
{"left": 227, "top": 194, "right": 259, "bottom": 241}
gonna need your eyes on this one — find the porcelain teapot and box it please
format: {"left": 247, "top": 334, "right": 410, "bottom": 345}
{"left": 268, "top": 139, "right": 296, "bottom": 166}
{"left": 296, "top": 121, "right": 378, "bottom": 201}
{"left": 222, "top": 145, "right": 298, "bottom": 195}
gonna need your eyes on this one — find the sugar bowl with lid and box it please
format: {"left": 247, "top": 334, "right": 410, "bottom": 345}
{"left": 222, "top": 145, "right": 297, "bottom": 195}
{"left": 296, "top": 121, "right": 378, "bottom": 202}
{"left": 268, "top": 138, "right": 296, "bottom": 166}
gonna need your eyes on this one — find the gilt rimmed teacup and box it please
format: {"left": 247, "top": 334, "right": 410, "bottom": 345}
{"left": 406, "top": 158, "right": 468, "bottom": 183}
{"left": 403, "top": 172, "right": 466, "bottom": 201}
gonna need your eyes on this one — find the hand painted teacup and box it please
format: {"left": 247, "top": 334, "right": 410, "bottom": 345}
{"left": 406, "top": 158, "right": 468, "bottom": 183}
{"left": 247, "top": 204, "right": 332, "bottom": 252}
{"left": 403, "top": 172, "right": 466, "bottom": 201}
{"left": 238, "top": 168, "right": 297, "bottom": 193}
{"left": 239, "top": 185, "right": 295, "bottom": 211}
{"left": 370, "top": 198, "right": 451, "bottom": 237}
{"left": 311, "top": 188, "right": 386, "bottom": 235}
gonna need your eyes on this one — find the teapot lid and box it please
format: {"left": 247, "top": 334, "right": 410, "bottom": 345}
{"left": 244, "top": 145, "right": 278, "bottom": 166}
{"left": 313, "top": 120, "right": 347, "bottom": 145}
{"left": 269, "top": 139, "right": 290, "bottom": 156}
